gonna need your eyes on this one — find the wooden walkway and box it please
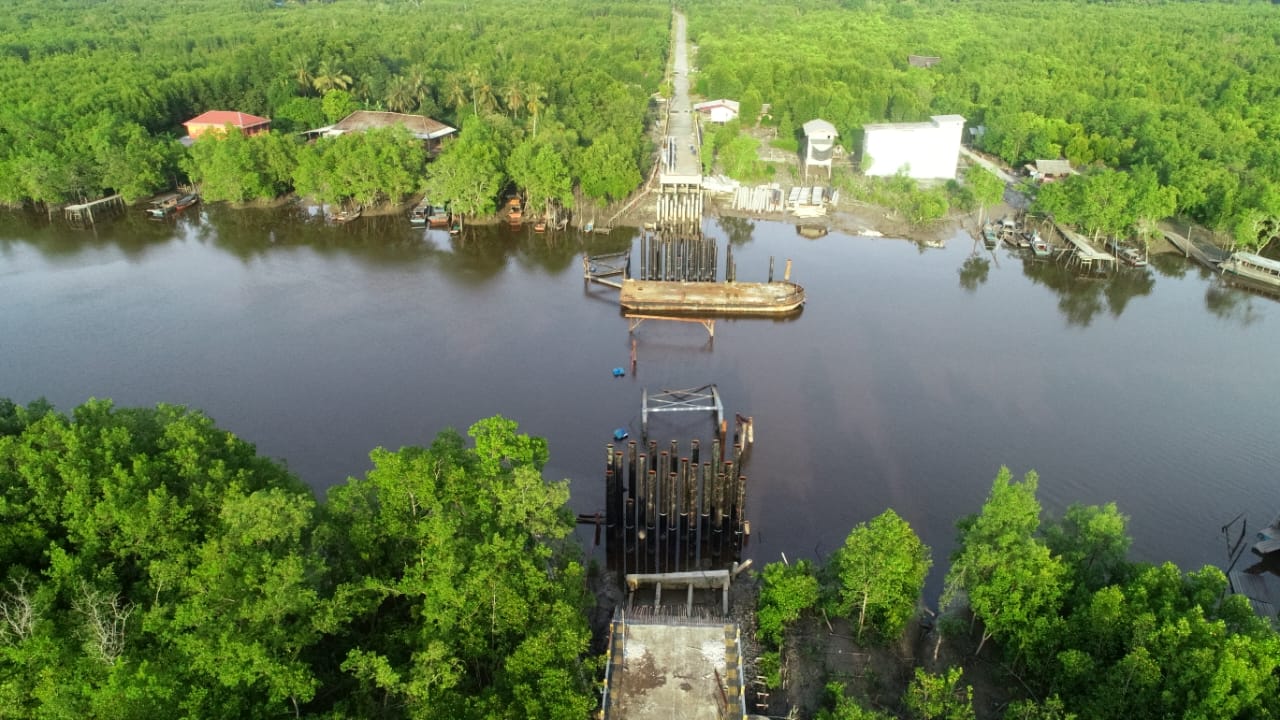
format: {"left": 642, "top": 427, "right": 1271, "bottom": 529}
{"left": 1163, "top": 229, "right": 1229, "bottom": 269}
{"left": 64, "top": 194, "right": 124, "bottom": 226}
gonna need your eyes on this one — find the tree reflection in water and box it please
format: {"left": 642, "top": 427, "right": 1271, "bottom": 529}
{"left": 1020, "top": 255, "right": 1155, "bottom": 326}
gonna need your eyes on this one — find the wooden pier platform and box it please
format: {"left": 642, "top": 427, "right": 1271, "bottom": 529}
{"left": 64, "top": 194, "right": 124, "bottom": 226}
{"left": 1054, "top": 223, "right": 1116, "bottom": 268}
{"left": 1163, "top": 229, "right": 1229, "bottom": 269}
{"left": 619, "top": 279, "right": 804, "bottom": 316}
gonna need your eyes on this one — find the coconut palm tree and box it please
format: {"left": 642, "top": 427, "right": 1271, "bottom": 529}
{"left": 408, "top": 65, "right": 432, "bottom": 110}
{"left": 385, "top": 75, "right": 415, "bottom": 113}
{"left": 312, "top": 60, "right": 352, "bottom": 94}
{"left": 524, "top": 81, "right": 546, "bottom": 137}
{"left": 501, "top": 80, "right": 524, "bottom": 120}
{"left": 443, "top": 72, "right": 468, "bottom": 113}
{"left": 291, "top": 55, "right": 313, "bottom": 94}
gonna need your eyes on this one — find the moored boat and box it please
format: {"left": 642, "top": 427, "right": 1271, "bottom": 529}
{"left": 619, "top": 279, "right": 805, "bottom": 316}
{"left": 1254, "top": 513, "right": 1280, "bottom": 556}
{"left": 1028, "top": 231, "right": 1051, "bottom": 258}
{"left": 1220, "top": 251, "right": 1280, "bottom": 292}
{"left": 981, "top": 223, "right": 999, "bottom": 249}
{"left": 331, "top": 204, "right": 362, "bottom": 223}
{"left": 169, "top": 194, "right": 200, "bottom": 214}
{"left": 409, "top": 199, "right": 430, "bottom": 225}
{"left": 428, "top": 203, "right": 451, "bottom": 227}
{"left": 145, "top": 193, "right": 181, "bottom": 219}
{"left": 1117, "top": 245, "right": 1148, "bottom": 267}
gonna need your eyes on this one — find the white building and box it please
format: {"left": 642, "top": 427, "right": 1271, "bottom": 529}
{"left": 693, "top": 99, "right": 739, "bottom": 124}
{"left": 861, "top": 114, "right": 965, "bottom": 180}
{"left": 802, "top": 118, "right": 839, "bottom": 179}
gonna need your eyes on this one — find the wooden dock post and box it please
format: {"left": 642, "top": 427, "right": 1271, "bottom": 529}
{"left": 784, "top": 258, "right": 792, "bottom": 282}
{"left": 768, "top": 256, "right": 775, "bottom": 282}
{"left": 627, "top": 441, "right": 638, "bottom": 496}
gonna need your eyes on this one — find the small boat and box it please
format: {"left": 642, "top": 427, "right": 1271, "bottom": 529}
{"left": 1028, "top": 231, "right": 1051, "bottom": 258}
{"left": 1116, "top": 245, "right": 1148, "bottom": 267}
{"left": 533, "top": 220, "right": 547, "bottom": 233}
{"left": 331, "top": 204, "right": 362, "bottom": 223}
{"left": 174, "top": 193, "right": 199, "bottom": 212}
{"left": 1220, "top": 251, "right": 1280, "bottom": 292}
{"left": 409, "top": 199, "right": 430, "bottom": 225}
{"left": 428, "top": 203, "right": 451, "bottom": 228}
{"left": 796, "top": 225, "right": 828, "bottom": 239}
{"left": 1254, "top": 514, "right": 1280, "bottom": 556}
{"left": 981, "top": 223, "right": 999, "bottom": 249}
{"left": 145, "top": 193, "right": 181, "bottom": 219}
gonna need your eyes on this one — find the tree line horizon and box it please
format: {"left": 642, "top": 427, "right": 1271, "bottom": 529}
{"left": 2, "top": 0, "right": 1279, "bottom": 250}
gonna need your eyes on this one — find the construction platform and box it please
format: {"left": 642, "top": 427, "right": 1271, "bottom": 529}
{"left": 619, "top": 279, "right": 804, "bottom": 316}
{"left": 603, "top": 612, "right": 745, "bottom": 720}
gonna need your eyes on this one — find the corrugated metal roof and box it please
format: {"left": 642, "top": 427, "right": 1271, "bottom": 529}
{"left": 802, "top": 118, "right": 838, "bottom": 138}
{"left": 185, "top": 110, "right": 271, "bottom": 128}
{"left": 324, "top": 111, "right": 456, "bottom": 140}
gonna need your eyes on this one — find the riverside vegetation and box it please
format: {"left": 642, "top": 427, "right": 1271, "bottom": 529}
{"left": 686, "top": 0, "right": 1280, "bottom": 249}
{"left": 5, "top": 0, "right": 1280, "bottom": 252}
{"left": 1, "top": 399, "right": 1276, "bottom": 719}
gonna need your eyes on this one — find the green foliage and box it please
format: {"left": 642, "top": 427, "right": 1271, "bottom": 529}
{"left": 319, "top": 416, "right": 593, "bottom": 719}
{"left": 838, "top": 173, "right": 950, "bottom": 226}
{"left": 720, "top": 134, "right": 767, "bottom": 182}
{"left": 507, "top": 137, "right": 574, "bottom": 215}
{"left": 756, "top": 559, "right": 819, "bottom": 648}
{"left": 576, "top": 130, "right": 643, "bottom": 204}
{"left": 0, "top": 400, "right": 595, "bottom": 719}
{"left": 185, "top": 130, "right": 299, "bottom": 203}
{"left": 819, "top": 681, "right": 896, "bottom": 720}
{"left": 1004, "top": 695, "right": 1076, "bottom": 720}
{"left": 757, "top": 650, "right": 782, "bottom": 690}
{"left": 943, "top": 468, "right": 1066, "bottom": 663}
{"left": 1032, "top": 166, "right": 1176, "bottom": 241}
{"left": 964, "top": 164, "right": 1005, "bottom": 221}
{"left": 1040, "top": 503, "right": 1131, "bottom": 597}
{"left": 685, "top": 0, "right": 1280, "bottom": 238}
{"left": 291, "top": 126, "right": 425, "bottom": 207}
{"left": 830, "top": 509, "right": 931, "bottom": 643}
{"left": 903, "top": 667, "right": 975, "bottom": 720}
{"left": 423, "top": 117, "right": 505, "bottom": 219}
{"left": 0, "top": 398, "right": 317, "bottom": 717}
{"left": 0, "top": 0, "right": 667, "bottom": 210}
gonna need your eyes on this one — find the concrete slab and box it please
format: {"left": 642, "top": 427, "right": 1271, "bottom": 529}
{"left": 605, "top": 617, "right": 744, "bottom": 720}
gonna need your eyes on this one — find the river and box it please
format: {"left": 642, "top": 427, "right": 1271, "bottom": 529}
{"left": 3, "top": 204, "right": 1277, "bottom": 600}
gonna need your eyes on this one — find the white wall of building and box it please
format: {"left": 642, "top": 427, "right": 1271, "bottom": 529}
{"left": 861, "top": 115, "right": 965, "bottom": 180}
{"left": 705, "top": 106, "right": 737, "bottom": 123}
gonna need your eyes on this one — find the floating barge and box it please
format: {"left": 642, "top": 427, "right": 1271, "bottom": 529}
{"left": 619, "top": 279, "right": 804, "bottom": 316}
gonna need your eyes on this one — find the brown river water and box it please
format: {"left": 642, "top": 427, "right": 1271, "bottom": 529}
{"left": 3, "top": 204, "right": 1277, "bottom": 600}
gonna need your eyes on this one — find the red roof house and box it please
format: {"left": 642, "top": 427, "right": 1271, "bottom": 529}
{"left": 183, "top": 111, "right": 271, "bottom": 140}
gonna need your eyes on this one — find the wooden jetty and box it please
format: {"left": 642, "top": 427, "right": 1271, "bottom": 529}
{"left": 64, "top": 194, "right": 124, "bottom": 227}
{"left": 1054, "top": 222, "right": 1116, "bottom": 272}
{"left": 1163, "top": 228, "right": 1229, "bottom": 269}
{"left": 620, "top": 279, "right": 804, "bottom": 316}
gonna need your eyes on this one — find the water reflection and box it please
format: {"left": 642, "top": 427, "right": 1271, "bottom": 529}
{"left": 958, "top": 255, "right": 990, "bottom": 292}
{"left": 0, "top": 207, "right": 176, "bottom": 262}
{"left": 1205, "top": 280, "right": 1266, "bottom": 326}
{"left": 716, "top": 215, "right": 755, "bottom": 246}
{"left": 1019, "top": 255, "right": 1154, "bottom": 326}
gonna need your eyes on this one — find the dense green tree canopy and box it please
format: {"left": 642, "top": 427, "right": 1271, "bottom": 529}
{"left": 830, "top": 509, "right": 931, "bottom": 642}
{"left": 0, "top": 0, "right": 666, "bottom": 210}
{"left": 0, "top": 401, "right": 595, "bottom": 719}
{"left": 686, "top": 0, "right": 1280, "bottom": 246}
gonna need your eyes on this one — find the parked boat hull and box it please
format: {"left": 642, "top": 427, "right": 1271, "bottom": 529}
{"left": 619, "top": 279, "right": 805, "bottom": 316}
